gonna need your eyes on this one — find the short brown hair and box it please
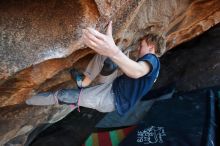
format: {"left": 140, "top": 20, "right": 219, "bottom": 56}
{"left": 139, "top": 33, "right": 166, "bottom": 56}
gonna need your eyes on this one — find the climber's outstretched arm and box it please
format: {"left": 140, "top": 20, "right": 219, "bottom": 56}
{"left": 82, "top": 21, "right": 151, "bottom": 79}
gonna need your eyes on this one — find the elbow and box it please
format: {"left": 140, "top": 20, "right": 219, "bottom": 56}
{"left": 128, "top": 71, "right": 144, "bottom": 79}
{"left": 134, "top": 72, "right": 144, "bottom": 79}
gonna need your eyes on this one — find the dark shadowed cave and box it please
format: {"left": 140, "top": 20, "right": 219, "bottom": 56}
{"left": 27, "top": 23, "right": 220, "bottom": 146}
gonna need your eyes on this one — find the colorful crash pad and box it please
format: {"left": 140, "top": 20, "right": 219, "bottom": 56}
{"left": 82, "top": 126, "right": 136, "bottom": 146}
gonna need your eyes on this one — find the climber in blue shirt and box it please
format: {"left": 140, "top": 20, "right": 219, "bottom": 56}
{"left": 26, "top": 21, "right": 164, "bottom": 115}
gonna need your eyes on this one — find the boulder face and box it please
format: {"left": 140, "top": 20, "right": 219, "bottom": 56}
{"left": 0, "top": 0, "right": 220, "bottom": 107}
{"left": 154, "top": 23, "right": 220, "bottom": 91}
{"left": 0, "top": 103, "right": 74, "bottom": 146}
{"left": 0, "top": 0, "right": 220, "bottom": 145}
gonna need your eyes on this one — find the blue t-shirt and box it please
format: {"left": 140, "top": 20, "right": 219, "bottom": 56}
{"left": 112, "top": 53, "right": 160, "bottom": 115}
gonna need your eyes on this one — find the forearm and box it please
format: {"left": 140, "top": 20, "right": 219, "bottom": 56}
{"left": 82, "top": 21, "right": 147, "bottom": 79}
{"left": 110, "top": 48, "right": 144, "bottom": 78}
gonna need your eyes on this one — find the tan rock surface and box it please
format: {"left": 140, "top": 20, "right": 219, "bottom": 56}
{"left": 0, "top": 0, "right": 220, "bottom": 145}
{"left": 0, "top": 103, "right": 73, "bottom": 145}
{"left": 0, "top": 0, "right": 219, "bottom": 107}
{"left": 0, "top": 0, "right": 220, "bottom": 107}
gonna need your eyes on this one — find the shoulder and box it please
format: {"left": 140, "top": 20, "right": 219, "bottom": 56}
{"left": 138, "top": 53, "right": 159, "bottom": 63}
{"left": 138, "top": 53, "right": 160, "bottom": 76}
{"left": 138, "top": 53, "right": 159, "bottom": 66}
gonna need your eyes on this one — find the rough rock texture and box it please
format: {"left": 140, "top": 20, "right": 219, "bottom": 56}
{"left": 0, "top": 0, "right": 220, "bottom": 107}
{"left": 154, "top": 23, "right": 220, "bottom": 91}
{"left": 0, "top": 104, "right": 73, "bottom": 145}
{"left": 0, "top": 0, "right": 220, "bottom": 145}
